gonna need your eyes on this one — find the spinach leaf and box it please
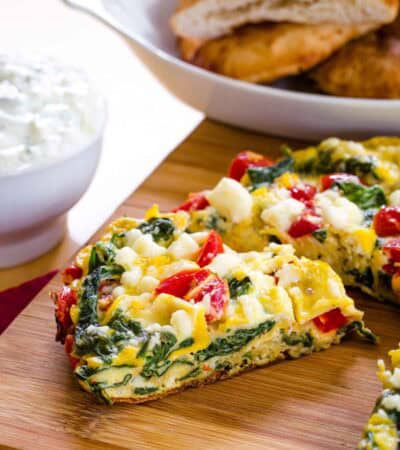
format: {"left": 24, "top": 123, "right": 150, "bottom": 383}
{"left": 88, "top": 242, "right": 117, "bottom": 273}
{"left": 108, "top": 309, "right": 144, "bottom": 337}
{"left": 334, "top": 181, "right": 386, "bottom": 210}
{"left": 141, "top": 332, "right": 178, "bottom": 378}
{"left": 247, "top": 157, "right": 294, "bottom": 187}
{"left": 378, "top": 271, "right": 392, "bottom": 291}
{"left": 89, "top": 373, "right": 133, "bottom": 404}
{"left": 341, "top": 321, "right": 377, "bottom": 344}
{"left": 134, "top": 386, "right": 158, "bottom": 395}
{"left": 228, "top": 276, "right": 252, "bottom": 298}
{"left": 282, "top": 331, "right": 313, "bottom": 348}
{"left": 347, "top": 268, "right": 374, "bottom": 289}
{"left": 312, "top": 229, "right": 327, "bottom": 243}
{"left": 111, "top": 232, "right": 126, "bottom": 249}
{"left": 77, "top": 264, "right": 123, "bottom": 331}
{"left": 138, "top": 217, "right": 175, "bottom": 245}
{"left": 178, "top": 367, "right": 202, "bottom": 381}
{"left": 195, "top": 320, "right": 275, "bottom": 362}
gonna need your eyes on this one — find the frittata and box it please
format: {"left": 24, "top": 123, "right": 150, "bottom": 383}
{"left": 185, "top": 137, "right": 400, "bottom": 303}
{"left": 358, "top": 345, "right": 400, "bottom": 450}
{"left": 54, "top": 207, "right": 374, "bottom": 404}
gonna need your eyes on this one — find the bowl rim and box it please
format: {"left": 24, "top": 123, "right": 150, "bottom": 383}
{"left": 0, "top": 99, "right": 107, "bottom": 181}
{"left": 82, "top": 0, "right": 400, "bottom": 108}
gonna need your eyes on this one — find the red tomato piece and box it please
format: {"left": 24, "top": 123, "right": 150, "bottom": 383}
{"left": 54, "top": 286, "right": 77, "bottom": 343}
{"left": 313, "top": 308, "right": 347, "bottom": 333}
{"left": 187, "top": 276, "right": 229, "bottom": 322}
{"left": 288, "top": 213, "right": 322, "bottom": 238}
{"left": 383, "top": 263, "right": 397, "bottom": 275}
{"left": 383, "top": 238, "right": 400, "bottom": 262}
{"left": 228, "top": 151, "right": 274, "bottom": 181}
{"left": 64, "top": 334, "right": 80, "bottom": 369}
{"left": 155, "top": 269, "right": 210, "bottom": 298}
{"left": 374, "top": 207, "right": 400, "bottom": 237}
{"left": 62, "top": 264, "right": 83, "bottom": 284}
{"left": 321, "top": 173, "right": 361, "bottom": 191}
{"left": 197, "top": 230, "right": 224, "bottom": 267}
{"left": 171, "top": 192, "right": 210, "bottom": 213}
{"left": 290, "top": 183, "right": 317, "bottom": 206}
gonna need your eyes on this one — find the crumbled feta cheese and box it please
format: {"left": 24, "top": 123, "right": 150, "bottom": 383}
{"left": 115, "top": 247, "right": 138, "bottom": 270}
{"left": 112, "top": 286, "right": 126, "bottom": 298}
{"left": 121, "top": 266, "right": 142, "bottom": 288}
{"left": 207, "top": 177, "right": 253, "bottom": 223}
{"left": 170, "top": 310, "right": 193, "bottom": 341}
{"left": 133, "top": 234, "right": 166, "bottom": 257}
{"left": 160, "top": 260, "right": 199, "bottom": 279}
{"left": 314, "top": 190, "right": 363, "bottom": 231}
{"left": 189, "top": 231, "right": 210, "bottom": 244}
{"left": 388, "top": 367, "right": 400, "bottom": 389}
{"left": 207, "top": 253, "right": 241, "bottom": 277}
{"left": 261, "top": 198, "right": 305, "bottom": 232}
{"left": 137, "top": 276, "right": 159, "bottom": 294}
{"left": 389, "top": 190, "right": 400, "bottom": 206}
{"left": 168, "top": 233, "right": 199, "bottom": 260}
{"left": 276, "top": 264, "right": 301, "bottom": 287}
{"left": 239, "top": 295, "right": 267, "bottom": 323}
{"left": 125, "top": 228, "right": 142, "bottom": 248}
{"left": 381, "top": 394, "right": 400, "bottom": 412}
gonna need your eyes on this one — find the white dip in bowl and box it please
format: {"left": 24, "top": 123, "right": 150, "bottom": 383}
{"left": 0, "top": 55, "right": 106, "bottom": 268}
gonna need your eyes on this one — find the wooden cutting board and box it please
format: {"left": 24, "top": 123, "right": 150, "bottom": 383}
{"left": 1, "top": 120, "right": 399, "bottom": 450}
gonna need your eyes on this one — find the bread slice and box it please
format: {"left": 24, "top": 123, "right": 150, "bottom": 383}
{"left": 171, "top": 0, "right": 398, "bottom": 40}
{"left": 310, "top": 17, "right": 400, "bottom": 98}
{"left": 54, "top": 208, "right": 374, "bottom": 404}
{"left": 179, "top": 22, "right": 377, "bottom": 83}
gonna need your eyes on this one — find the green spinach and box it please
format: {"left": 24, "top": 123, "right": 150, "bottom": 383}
{"left": 334, "top": 181, "right": 386, "bottom": 210}
{"left": 228, "top": 276, "right": 252, "bottom": 298}
{"left": 247, "top": 157, "right": 294, "bottom": 187}
{"left": 282, "top": 331, "right": 313, "bottom": 348}
{"left": 141, "top": 332, "right": 178, "bottom": 378}
{"left": 347, "top": 268, "right": 374, "bottom": 289}
{"left": 312, "top": 229, "right": 327, "bottom": 243}
{"left": 134, "top": 386, "right": 159, "bottom": 395}
{"left": 195, "top": 320, "right": 275, "bottom": 362}
{"left": 88, "top": 242, "right": 117, "bottom": 273}
{"left": 138, "top": 217, "right": 175, "bottom": 245}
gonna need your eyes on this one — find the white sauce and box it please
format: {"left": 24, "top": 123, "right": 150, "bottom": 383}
{"left": 0, "top": 55, "right": 105, "bottom": 175}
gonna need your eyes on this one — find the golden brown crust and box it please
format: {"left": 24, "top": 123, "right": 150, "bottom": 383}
{"left": 179, "top": 22, "right": 376, "bottom": 84}
{"left": 310, "top": 17, "right": 400, "bottom": 98}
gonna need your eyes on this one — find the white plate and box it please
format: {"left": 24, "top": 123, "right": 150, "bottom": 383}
{"left": 64, "top": 0, "right": 400, "bottom": 140}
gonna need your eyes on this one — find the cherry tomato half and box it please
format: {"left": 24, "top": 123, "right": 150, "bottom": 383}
{"left": 155, "top": 269, "right": 210, "bottom": 298}
{"left": 228, "top": 151, "right": 273, "bottom": 182}
{"left": 290, "top": 183, "right": 317, "bottom": 207}
{"left": 171, "top": 192, "right": 210, "bottom": 213}
{"left": 321, "top": 173, "right": 361, "bottom": 191}
{"left": 383, "top": 238, "right": 400, "bottom": 263}
{"left": 374, "top": 207, "right": 400, "bottom": 237}
{"left": 313, "top": 308, "right": 347, "bottom": 333}
{"left": 288, "top": 213, "right": 322, "bottom": 238}
{"left": 61, "top": 264, "right": 83, "bottom": 284}
{"left": 54, "top": 286, "right": 77, "bottom": 344}
{"left": 197, "top": 230, "right": 224, "bottom": 267}
{"left": 187, "top": 276, "right": 229, "bottom": 322}
{"left": 64, "top": 334, "right": 80, "bottom": 369}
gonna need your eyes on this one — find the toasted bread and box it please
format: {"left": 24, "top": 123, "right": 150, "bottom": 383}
{"left": 179, "top": 22, "right": 376, "bottom": 84}
{"left": 311, "top": 17, "right": 400, "bottom": 98}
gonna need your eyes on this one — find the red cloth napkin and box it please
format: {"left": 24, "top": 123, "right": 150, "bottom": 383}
{"left": 0, "top": 270, "right": 58, "bottom": 335}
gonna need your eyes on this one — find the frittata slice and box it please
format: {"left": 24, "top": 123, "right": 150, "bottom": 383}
{"left": 54, "top": 208, "right": 374, "bottom": 404}
{"left": 185, "top": 137, "right": 400, "bottom": 304}
{"left": 358, "top": 346, "right": 400, "bottom": 450}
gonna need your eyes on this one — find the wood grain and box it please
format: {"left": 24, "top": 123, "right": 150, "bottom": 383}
{"left": 1, "top": 120, "right": 399, "bottom": 450}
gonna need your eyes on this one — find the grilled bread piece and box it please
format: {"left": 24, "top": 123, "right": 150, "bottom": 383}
{"left": 179, "top": 21, "right": 376, "bottom": 83}
{"left": 183, "top": 137, "right": 400, "bottom": 304}
{"left": 54, "top": 208, "right": 373, "bottom": 404}
{"left": 311, "top": 17, "right": 400, "bottom": 98}
{"left": 171, "top": 0, "right": 398, "bottom": 40}
{"left": 358, "top": 345, "right": 400, "bottom": 450}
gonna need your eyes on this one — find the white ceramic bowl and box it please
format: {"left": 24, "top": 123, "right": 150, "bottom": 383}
{"left": 64, "top": 0, "right": 400, "bottom": 140}
{"left": 0, "top": 120, "right": 105, "bottom": 269}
